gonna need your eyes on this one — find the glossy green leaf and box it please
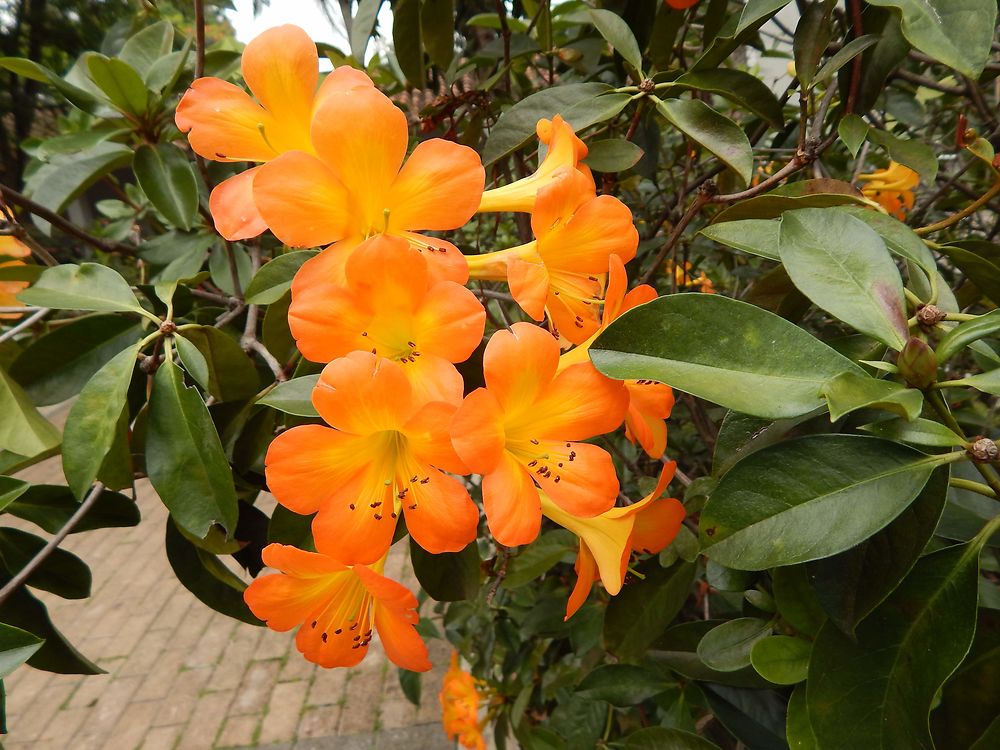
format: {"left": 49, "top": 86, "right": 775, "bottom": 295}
{"left": 866, "top": 128, "right": 938, "bottom": 183}
{"left": 583, "top": 139, "right": 644, "bottom": 172}
{"left": 944, "top": 368, "right": 1000, "bottom": 396}
{"left": 62, "top": 342, "right": 140, "bottom": 498}
{"left": 398, "top": 667, "right": 421, "bottom": 707}
{"left": 786, "top": 684, "right": 818, "bottom": 750}
{"left": 792, "top": 0, "right": 834, "bottom": 88}
{"left": 502, "top": 529, "right": 575, "bottom": 589}
{"left": 174, "top": 326, "right": 259, "bottom": 402}
{"left": 576, "top": 664, "right": 671, "bottom": 706}
{"left": 937, "top": 309, "right": 1000, "bottom": 362}
{"left": 750, "top": 635, "right": 811, "bottom": 685}
{"left": 243, "top": 250, "right": 319, "bottom": 305}
{"left": 700, "top": 683, "right": 790, "bottom": 750}
{"left": 655, "top": 97, "right": 753, "bottom": 183}
{"left": 648, "top": 620, "right": 772, "bottom": 689}
{"left": 5, "top": 485, "right": 139, "bottom": 534}
{"left": 693, "top": 0, "right": 793, "bottom": 71}
{"left": 587, "top": 9, "right": 643, "bottom": 72}
{"left": 0, "top": 584, "right": 102, "bottom": 674}
{"left": 820, "top": 370, "right": 923, "bottom": 421}
{"left": 0, "top": 622, "right": 44, "bottom": 680}
{"left": 625, "top": 727, "right": 723, "bottom": 750}
{"left": 133, "top": 143, "right": 199, "bottom": 231}
{"left": 256, "top": 374, "right": 320, "bottom": 417}
{"left": 835, "top": 206, "right": 936, "bottom": 274}
{"left": 711, "top": 184, "right": 867, "bottom": 222}
{"left": 807, "top": 540, "right": 982, "bottom": 749}
{"left": 813, "top": 34, "right": 879, "bottom": 85}
{"left": 0, "top": 366, "right": 61, "bottom": 457}
{"left": 146, "top": 361, "right": 238, "bottom": 539}
{"left": 670, "top": 69, "right": 783, "bottom": 128}
{"left": 391, "top": 0, "right": 423, "bottom": 85}
{"left": 421, "top": 0, "right": 454, "bottom": 68}
{"left": 712, "top": 411, "right": 819, "bottom": 479}
{"left": 267, "top": 505, "right": 314, "bottom": 550}
{"left": 779, "top": 208, "right": 908, "bottom": 350}
{"left": 936, "top": 244, "right": 1000, "bottom": 305}
{"left": 859, "top": 417, "right": 965, "bottom": 447}
{"left": 696, "top": 617, "right": 772, "bottom": 672}
{"left": 931, "top": 641, "right": 1000, "bottom": 749}
{"left": 208, "top": 244, "right": 253, "bottom": 298}
{"left": 18, "top": 263, "right": 148, "bottom": 316}
{"left": 23, "top": 142, "right": 132, "bottom": 225}
{"left": 0, "top": 527, "right": 91, "bottom": 599}
{"left": 700, "top": 435, "right": 942, "bottom": 570}
{"left": 350, "top": 0, "right": 383, "bottom": 61}
{"left": 0, "top": 478, "right": 29, "bottom": 513}
{"left": 591, "top": 294, "right": 863, "bottom": 420}
{"left": 409, "top": 539, "right": 480, "bottom": 602}
{"left": 118, "top": 21, "right": 174, "bottom": 77}
{"left": 86, "top": 54, "right": 148, "bottom": 116}
{"left": 0, "top": 56, "right": 102, "bottom": 112}
{"left": 772, "top": 565, "right": 826, "bottom": 638}
{"left": 865, "top": 0, "right": 996, "bottom": 78}
{"left": 701, "top": 219, "right": 780, "bottom": 260}
{"left": 838, "top": 113, "right": 869, "bottom": 157}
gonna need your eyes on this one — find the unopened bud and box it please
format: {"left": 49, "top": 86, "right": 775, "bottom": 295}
{"left": 639, "top": 78, "right": 656, "bottom": 93}
{"left": 916, "top": 304, "right": 946, "bottom": 327}
{"left": 897, "top": 337, "right": 937, "bottom": 389}
{"left": 159, "top": 320, "right": 177, "bottom": 335}
{"left": 969, "top": 437, "right": 999, "bottom": 462}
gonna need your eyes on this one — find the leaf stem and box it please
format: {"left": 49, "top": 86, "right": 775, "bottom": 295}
{"left": 915, "top": 180, "right": 1000, "bottom": 236}
{"left": 927, "top": 389, "right": 1000, "bottom": 497}
{"left": 950, "top": 477, "right": 999, "bottom": 500}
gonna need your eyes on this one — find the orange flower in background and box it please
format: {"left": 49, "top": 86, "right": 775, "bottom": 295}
{"left": 265, "top": 352, "right": 479, "bottom": 565}
{"left": 175, "top": 24, "right": 373, "bottom": 240}
{"left": 288, "top": 234, "right": 485, "bottom": 404}
{"left": 251, "top": 78, "right": 484, "bottom": 285}
{"left": 542, "top": 462, "right": 685, "bottom": 619}
{"left": 858, "top": 161, "right": 920, "bottom": 219}
{"left": 245, "top": 544, "right": 431, "bottom": 671}
{"left": 450, "top": 322, "right": 628, "bottom": 547}
{"left": 0, "top": 236, "right": 32, "bottom": 320}
{"left": 666, "top": 0, "right": 700, "bottom": 9}
{"left": 440, "top": 652, "right": 486, "bottom": 750}
{"left": 477, "top": 115, "right": 591, "bottom": 214}
{"left": 560, "top": 256, "right": 675, "bottom": 458}
{"left": 664, "top": 259, "right": 716, "bottom": 294}
{"left": 466, "top": 168, "right": 639, "bottom": 344}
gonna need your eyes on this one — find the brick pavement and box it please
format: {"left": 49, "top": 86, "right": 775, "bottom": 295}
{"left": 2, "top": 457, "right": 452, "bottom": 750}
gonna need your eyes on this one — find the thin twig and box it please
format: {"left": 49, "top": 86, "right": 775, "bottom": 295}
{"left": 194, "top": 0, "right": 206, "bottom": 79}
{"left": 245, "top": 338, "right": 287, "bottom": 382}
{"left": 0, "top": 306, "right": 50, "bottom": 344}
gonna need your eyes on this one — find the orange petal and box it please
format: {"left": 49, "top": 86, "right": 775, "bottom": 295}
{"left": 412, "top": 282, "right": 486, "bottom": 363}
{"left": 602, "top": 254, "right": 629, "bottom": 323}
{"left": 314, "top": 65, "right": 375, "bottom": 109}
{"left": 624, "top": 381, "right": 675, "bottom": 458}
{"left": 481, "top": 452, "right": 542, "bottom": 547}
{"left": 402, "top": 467, "right": 479, "bottom": 556}
{"left": 396, "top": 355, "right": 465, "bottom": 408}
{"left": 620, "top": 283, "right": 657, "bottom": 316}
{"left": 0, "top": 237, "right": 31, "bottom": 259}
{"left": 289, "top": 237, "right": 362, "bottom": 307}
{"left": 175, "top": 77, "right": 279, "bottom": 161}
{"left": 545, "top": 270, "right": 604, "bottom": 345}
{"left": 507, "top": 254, "right": 549, "bottom": 321}
{"left": 209, "top": 167, "right": 267, "bottom": 241}
{"left": 288, "top": 279, "right": 371, "bottom": 363}
{"left": 245, "top": 544, "right": 346, "bottom": 630}
{"left": 387, "top": 139, "right": 485, "bottom": 232}
{"left": 253, "top": 151, "right": 354, "bottom": 247}
{"left": 565, "top": 543, "right": 599, "bottom": 619}
{"left": 450, "top": 388, "right": 507, "bottom": 474}
{"left": 531, "top": 440, "right": 618, "bottom": 518}
{"left": 482, "top": 322, "right": 560, "bottom": 415}
{"left": 345, "top": 233, "right": 428, "bottom": 309}
{"left": 396, "top": 232, "right": 470, "bottom": 285}
{"left": 525, "top": 362, "right": 628, "bottom": 440}
{"left": 404, "top": 401, "right": 470, "bottom": 475}
{"left": 530, "top": 168, "right": 596, "bottom": 237}
{"left": 537, "top": 193, "right": 638, "bottom": 271}
{"left": 311, "top": 352, "right": 416, "bottom": 435}
{"left": 310, "top": 469, "right": 398, "bottom": 566}
{"left": 357, "top": 565, "right": 432, "bottom": 672}
{"left": 630, "top": 498, "right": 685, "bottom": 556}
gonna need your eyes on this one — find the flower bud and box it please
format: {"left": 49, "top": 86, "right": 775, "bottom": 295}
{"left": 897, "top": 337, "right": 937, "bottom": 389}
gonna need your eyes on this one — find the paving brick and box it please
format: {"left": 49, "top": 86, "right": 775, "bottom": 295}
{"left": 258, "top": 679, "right": 309, "bottom": 744}
{"left": 175, "top": 688, "right": 235, "bottom": 750}
{"left": 305, "top": 668, "right": 348, "bottom": 707}
{"left": 38, "top": 705, "right": 91, "bottom": 744}
{"left": 378, "top": 698, "right": 420, "bottom": 730}
{"left": 103, "top": 700, "right": 160, "bottom": 750}
{"left": 4, "top": 681, "right": 74, "bottom": 742}
{"left": 296, "top": 705, "right": 343, "bottom": 740}
{"left": 140, "top": 723, "right": 183, "bottom": 750}
{"left": 216, "top": 714, "right": 260, "bottom": 747}
{"left": 338, "top": 670, "right": 384, "bottom": 734}
{"left": 230, "top": 658, "right": 281, "bottom": 715}
{"left": 277, "top": 651, "right": 315, "bottom": 683}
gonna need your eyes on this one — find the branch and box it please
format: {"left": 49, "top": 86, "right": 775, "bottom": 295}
{"left": 0, "top": 306, "right": 50, "bottom": 344}
{"left": 194, "top": 0, "right": 206, "bottom": 79}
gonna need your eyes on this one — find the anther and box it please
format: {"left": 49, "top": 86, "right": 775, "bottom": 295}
{"left": 321, "top": 633, "right": 328, "bottom": 643}
{"left": 409, "top": 504, "right": 417, "bottom": 510}
{"left": 311, "top": 621, "right": 317, "bottom": 628}
{"left": 374, "top": 514, "right": 382, "bottom": 520}
{"left": 349, "top": 503, "right": 356, "bottom": 510}
{"left": 530, "top": 438, "right": 539, "bottom": 445}
{"left": 334, "top": 628, "right": 342, "bottom": 634}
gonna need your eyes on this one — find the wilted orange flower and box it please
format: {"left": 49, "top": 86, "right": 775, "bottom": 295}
{"left": 175, "top": 24, "right": 373, "bottom": 240}
{"left": 288, "top": 234, "right": 485, "bottom": 404}
{"left": 542, "top": 462, "right": 685, "bottom": 619}
{"left": 245, "top": 544, "right": 431, "bottom": 671}
{"left": 477, "top": 115, "right": 591, "bottom": 214}
{"left": 0, "top": 236, "right": 32, "bottom": 320}
{"left": 560, "top": 256, "right": 675, "bottom": 458}
{"left": 450, "top": 322, "right": 628, "bottom": 547}
{"left": 440, "top": 652, "right": 486, "bottom": 750}
{"left": 251, "top": 77, "right": 484, "bottom": 285}
{"left": 858, "top": 161, "right": 920, "bottom": 219}
{"left": 466, "top": 168, "right": 638, "bottom": 343}
{"left": 265, "top": 352, "right": 479, "bottom": 565}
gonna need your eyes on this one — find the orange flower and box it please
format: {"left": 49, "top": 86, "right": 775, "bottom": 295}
{"left": 542, "top": 462, "right": 685, "bottom": 619}
{"left": 265, "top": 352, "right": 479, "bottom": 565}
{"left": 858, "top": 161, "right": 920, "bottom": 219}
{"left": 0, "top": 236, "right": 32, "bottom": 320}
{"left": 288, "top": 234, "right": 485, "bottom": 404}
{"left": 251, "top": 77, "right": 484, "bottom": 285}
{"left": 440, "top": 652, "right": 486, "bottom": 750}
{"left": 664, "top": 259, "right": 716, "bottom": 294}
{"left": 175, "top": 25, "right": 374, "bottom": 240}
{"left": 245, "top": 544, "right": 431, "bottom": 671}
{"left": 560, "top": 256, "right": 675, "bottom": 458}
{"left": 466, "top": 168, "right": 638, "bottom": 344}
{"left": 477, "top": 115, "right": 591, "bottom": 213}
{"left": 450, "top": 322, "right": 628, "bottom": 547}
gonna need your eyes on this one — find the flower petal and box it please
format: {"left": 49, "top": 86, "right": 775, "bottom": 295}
{"left": 507, "top": 254, "right": 549, "bottom": 321}
{"left": 545, "top": 269, "right": 604, "bottom": 345}
{"left": 482, "top": 322, "right": 559, "bottom": 415}
{"left": 520, "top": 362, "right": 628, "bottom": 441}
{"left": 288, "top": 279, "right": 371, "bottom": 363}
{"left": 530, "top": 168, "right": 596, "bottom": 238}
{"left": 537, "top": 192, "right": 638, "bottom": 271}
{"left": 387, "top": 139, "right": 485, "bottom": 232}
{"left": 313, "top": 65, "right": 375, "bottom": 109}
{"left": 412, "top": 282, "right": 486, "bottom": 364}
{"left": 565, "top": 542, "right": 599, "bottom": 620}
{"left": 405, "top": 401, "right": 470, "bottom": 475}
{"left": 481, "top": 451, "right": 542, "bottom": 547}
{"left": 531, "top": 440, "right": 618, "bottom": 518}
{"left": 209, "top": 167, "right": 268, "bottom": 241}
{"left": 630, "top": 498, "right": 685, "bottom": 556}
{"left": 310, "top": 469, "right": 398, "bottom": 566}
{"left": 244, "top": 544, "right": 346, "bottom": 631}
{"left": 357, "top": 565, "right": 432, "bottom": 672}
{"left": 175, "top": 77, "right": 278, "bottom": 162}
{"left": 289, "top": 237, "right": 362, "bottom": 307}
{"left": 396, "top": 232, "right": 470, "bottom": 285}
{"left": 450, "top": 388, "right": 507, "bottom": 475}
{"left": 311, "top": 352, "right": 416, "bottom": 434}
{"left": 402, "top": 468, "right": 479, "bottom": 556}
{"left": 624, "top": 381, "right": 674, "bottom": 458}
{"left": 396, "top": 355, "right": 465, "bottom": 408}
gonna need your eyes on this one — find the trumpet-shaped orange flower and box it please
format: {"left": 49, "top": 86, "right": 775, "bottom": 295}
{"left": 440, "top": 652, "right": 486, "bottom": 750}
{"left": 289, "top": 234, "right": 485, "bottom": 403}
{"left": 0, "top": 236, "right": 31, "bottom": 320}
{"left": 245, "top": 544, "right": 431, "bottom": 671}
{"left": 541, "top": 462, "right": 685, "bottom": 619}
{"left": 477, "top": 116, "right": 591, "bottom": 214}
{"left": 450, "top": 322, "right": 628, "bottom": 547}
{"left": 175, "top": 25, "right": 374, "bottom": 240}
{"left": 251, "top": 78, "right": 484, "bottom": 284}
{"left": 858, "top": 161, "right": 920, "bottom": 219}
{"left": 466, "top": 168, "right": 638, "bottom": 344}
{"left": 265, "top": 352, "right": 478, "bottom": 565}
{"left": 560, "top": 256, "right": 675, "bottom": 458}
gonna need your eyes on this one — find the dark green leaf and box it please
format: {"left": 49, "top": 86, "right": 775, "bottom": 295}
{"left": 146, "top": 361, "right": 238, "bottom": 539}
{"left": 625, "top": 727, "right": 722, "bottom": 750}
{"left": 793, "top": 0, "right": 834, "bottom": 88}
{"left": 0, "top": 56, "right": 101, "bottom": 113}
{"left": 670, "top": 69, "right": 783, "bottom": 128}
{"left": 820, "top": 370, "right": 923, "bottom": 421}
{"left": 772, "top": 564, "right": 827, "bottom": 637}
{"left": 0, "top": 584, "right": 102, "bottom": 674}
{"left": 133, "top": 144, "right": 199, "bottom": 231}
{"left": 712, "top": 410, "right": 820, "bottom": 479}
{"left": 421, "top": 0, "right": 454, "bottom": 69}
{"left": 701, "top": 219, "right": 780, "bottom": 261}
{"left": 815, "top": 34, "right": 879, "bottom": 85}
{"left": 256, "top": 375, "right": 320, "bottom": 417}
{"left": 696, "top": 617, "right": 772, "bottom": 672}
{"left": 243, "top": 250, "right": 319, "bottom": 305}
{"left": 838, "top": 113, "right": 869, "bottom": 158}
{"left": 392, "top": 0, "right": 423, "bottom": 85}
{"left": 398, "top": 667, "right": 422, "bottom": 707}
{"left": 936, "top": 244, "right": 1000, "bottom": 306}
{"left": 699, "top": 683, "right": 789, "bottom": 750}
{"left": 6, "top": 485, "right": 139, "bottom": 534}
{"left": 859, "top": 417, "right": 965, "bottom": 447}
{"left": 174, "top": 326, "right": 259, "bottom": 402}
{"left": 587, "top": 9, "right": 643, "bottom": 72}
{"left": 0, "top": 622, "right": 44, "bottom": 680}
{"left": 785, "top": 684, "right": 817, "bottom": 750}
{"left": 409, "top": 539, "right": 480, "bottom": 601}
{"left": 0, "top": 366, "right": 60, "bottom": 457}
{"left": 502, "top": 529, "right": 575, "bottom": 589}
{"left": 866, "top": 128, "right": 938, "bottom": 183}
{"left": 267, "top": 505, "right": 314, "bottom": 550}
{"left": 85, "top": 54, "right": 148, "bottom": 116}
{"left": 583, "top": 139, "right": 644, "bottom": 173}
{"left": 655, "top": 98, "right": 753, "bottom": 183}
{"left": 119, "top": 21, "right": 174, "bottom": 77}
{"left": 931, "top": 642, "right": 1000, "bottom": 749}
{"left": 23, "top": 143, "right": 132, "bottom": 224}
{"left": 648, "top": 620, "right": 773, "bottom": 689}
{"left": 693, "top": 0, "right": 793, "bottom": 71}
{"left": 209, "top": 244, "right": 253, "bottom": 298}
{"left": 750, "top": 636, "right": 811, "bottom": 684}
{"left": 18, "top": 264, "right": 148, "bottom": 316}
{"left": 937, "top": 309, "right": 1000, "bottom": 362}
{"left": 0, "top": 478, "right": 29, "bottom": 513}
{"left": 0, "top": 527, "right": 91, "bottom": 599}
{"left": 576, "top": 664, "right": 671, "bottom": 706}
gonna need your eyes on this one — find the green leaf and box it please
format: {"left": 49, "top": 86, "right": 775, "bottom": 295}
{"left": 838, "top": 113, "right": 869, "bottom": 158}
{"left": 62, "top": 343, "right": 140, "bottom": 498}
{"left": 792, "top": 0, "right": 834, "bottom": 88}
{"left": 0, "top": 527, "right": 91, "bottom": 599}
{"left": 583, "top": 139, "right": 644, "bottom": 173}
{"left": 267, "top": 505, "right": 314, "bottom": 550}
{"left": 209, "top": 244, "right": 253, "bottom": 298}
{"left": 398, "top": 667, "right": 422, "bottom": 707}
{"left": 943, "top": 368, "right": 1000, "bottom": 396}
{"left": 696, "top": 617, "right": 772, "bottom": 672}
{"left": 648, "top": 620, "right": 772, "bottom": 689}
{"left": 0, "top": 584, "right": 102, "bottom": 674}
{"left": 866, "top": 128, "right": 938, "bottom": 183}
{"left": 0, "top": 622, "right": 44, "bottom": 680}
{"left": 820, "top": 370, "right": 923, "bottom": 421}
{"left": 835, "top": 206, "right": 936, "bottom": 275}
{"left": 391, "top": 0, "right": 423, "bottom": 85}
{"left": 807, "top": 540, "right": 983, "bottom": 749}
{"left": 604, "top": 560, "right": 695, "bottom": 662}
{"left": 693, "top": 0, "right": 793, "bottom": 71}
{"left": 256, "top": 375, "right": 320, "bottom": 417}
{"left": 5, "top": 485, "right": 139, "bottom": 534}
{"left": 859, "top": 417, "right": 965, "bottom": 447}
{"left": 483, "top": 82, "right": 613, "bottom": 165}
{"left": 18, "top": 263, "right": 148, "bottom": 316}
{"left": 700, "top": 219, "right": 780, "bottom": 261}
{"left": 118, "top": 20, "right": 175, "bottom": 77}
{"left": 711, "top": 180, "right": 868, "bottom": 222}
{"left": 0, "top": 57, "right": 102, "bottom": 113}
{"left": 937, "top": 309, "right": 1000, "bottom": 362}
{"left": 779, "top": 208, "right": 908, "bottom": 350}
{"left": 587, "top": 9, "right": 643, "bottom": 73}
{"left": 0, "top": 478, "right": 29, "bottom": 513}
{"left": 750, "top": 636, "right": 811, "bottom": 685}
{"left": 712, "top": 411, "right": 818, "bottom": 479}
{"left": 807, "top": 466, "right": 948, "bottom": 636}
{"left": 591, "top": 294, "right": 863, "bottom": 420}
{"left": 931, "top": 642, "right": 1000, "bottom": 749}
{"left": 0, "top": 366, "right": 60, "bottom": 457}
{"left": 243, "top": 250, "right": 319, "bottom": 305}
{"left": 936, "top": 244, "right": 1000, "bottom": 305}
{"left": 409, "top": 539, "right": 480, "bottom": 601}
{"left": 421, "top": 0, "right": 454, "bottom": 69}
{"left": 654, "top": 98, "right": 753, "bottom": 183}
{"left": 813, "top": 34, "right": 879, "bottom": 85}
{"left": 785, "top": 684, "right": 818, "bottom": 750}
{"left": 174, "top": 326, "right": 259, "bottom": 402}
{"left": 85, "top": 54, "right": 148, "bottom": 116}
{"left": 700, "top": 435, "right": 941, "bottom": 570}
{"left": 350, "top": 0, "right": 383, "bottom": 61}
{"left": 772, "top": 565, "right": 826, "bottom": 638}
{"left": 625, "top": 727, "right": 723, "bottom": 750}
{"left": 670, "top": 69, "right": 784, "bottom": 129}
{"left": 133, "top": 144, "right": 199, "bottom": 231}
{"left": 576, "top": 664, "right": 671, "bottom": 706}
{"left": 864, "top": 0, "right": 996, "bottom": 78}
{"left": 502, "top": 529, "right": 576, "bottom": 589}
{"left": 146, "top": 361, "right": 238, "bottom": 539}
{"left": 164, "top": 518, "right": 261, "bottom": 626}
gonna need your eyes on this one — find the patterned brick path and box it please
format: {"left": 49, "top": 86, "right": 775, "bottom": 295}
{"left": 3, "top": 457, "right": 452, "bottom": 750}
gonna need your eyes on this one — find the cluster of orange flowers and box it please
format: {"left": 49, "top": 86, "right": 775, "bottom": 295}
{"left": 440, "top": 652, "right": 488, "bottom": 750}
{"left": 858, "top": 161, "right": 920, "bottom": 219}
{"left": 0, "top": 235, "right": 32, "bottom": 319}
{"left": 176, "top": 25, "right": 684, "bottom": 673}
